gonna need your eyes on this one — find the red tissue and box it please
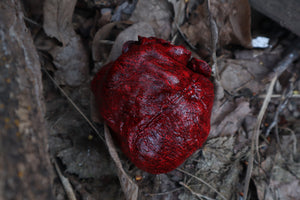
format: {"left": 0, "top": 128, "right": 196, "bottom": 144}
{"left": 91, "top": 37, "right": 214, "bottom": 174}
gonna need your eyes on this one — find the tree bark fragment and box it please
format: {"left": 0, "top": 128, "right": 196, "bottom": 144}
{"left": 0, "top": 1, "right": 54, "bottom": 199}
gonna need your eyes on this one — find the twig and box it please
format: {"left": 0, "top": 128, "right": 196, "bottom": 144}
{"left": 23, "top": 16, "right": 42, "bottom": 27}
{"left": 262, "top": 48, "right": 300, "bottom": 83}
{"left": 176, "top": 168, "right": 227, "bottom": 200}
{"left": 53, "top": 159, "right": 77, "bottom": 200}
{"left": 42, "top": 68, "right": 105, "bottom": 142}
{"left": 179, "top": 182, "right": 215, "bottom": 200}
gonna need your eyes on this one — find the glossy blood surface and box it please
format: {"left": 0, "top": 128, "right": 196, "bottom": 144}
{"left": 91, "top": 37, "right": 214, "bottom": 174}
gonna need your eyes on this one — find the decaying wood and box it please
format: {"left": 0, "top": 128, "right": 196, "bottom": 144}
{"left": 0, "top": 1, "right": 54, "bottom": 199}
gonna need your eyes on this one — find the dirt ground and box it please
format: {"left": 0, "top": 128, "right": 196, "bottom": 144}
{"left": 2, "top": 0, "right": 300, "bottom": 200}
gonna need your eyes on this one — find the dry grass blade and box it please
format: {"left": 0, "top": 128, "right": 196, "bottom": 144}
{"left": 177, "top": 168, "right": 227, "bottom": 200}
{"left": 53, "top": 159, "right": 77, "bottom": 200}
{"left": 255, "top": 75, "right": 277, "bottom": 160}
{"left": 42, "top": 69, "right": 105, "bottom": 142}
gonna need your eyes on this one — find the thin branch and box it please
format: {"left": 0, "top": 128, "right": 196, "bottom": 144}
{"left": 262, "top": 48, "right": 300, "bottom": 83}
{"left": 265, "top": 75, "right": 295, "bottom": 137}
{"left": 23, "top": 16, "right": 42, "bottom": 27}
{"left": 256, "top": 76, "right": 277, "bottom": 159}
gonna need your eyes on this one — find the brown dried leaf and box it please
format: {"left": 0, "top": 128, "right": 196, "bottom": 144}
{"left": 43, "top": 0, "right": 88, "bottom": 87}
{"left": 92, "top": 21, "right": 133, "bottom": 62}
{"left": 129, "top": 0, "right": 172, "bottom": 39}
{"left": 168, "top": 0, "right": 186, "bottom": 33}
{"left": 181, "top": 0, "right": 252, "bottom": 52}
{"left": 108, "top": 22, "right": 155, "bottom": 61}
{"left": 219, "top": 59, "right": 268, "bottom": 94}
{"left": 43, "top": 0, "right": 77, "bottom": 45}
{"left": 92, "top": 22, "right": 118, "bottom": 62}
{"left": 210, "top": 100, "right": 251, "bottom": 137}
{"left": 219, "top": 46, "right": 284, "bottom": 94}
{"left": 50, "top": 35, "right": 89, "bottom": 87}
{"left": 228, "top": 0, "right": 252, "bottom": 47}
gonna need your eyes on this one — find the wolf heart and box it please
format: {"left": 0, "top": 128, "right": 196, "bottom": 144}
{"left": 91, "top": 36, "right": 214, "bottom": 174}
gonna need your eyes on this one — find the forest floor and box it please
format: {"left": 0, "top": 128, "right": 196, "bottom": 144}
{"left": 21, "top": 0, "right": 300, "bottom": 199}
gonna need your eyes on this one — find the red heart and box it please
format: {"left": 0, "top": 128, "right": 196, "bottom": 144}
{"left": 91, "top": 37, "right": 214, "bottom": 174}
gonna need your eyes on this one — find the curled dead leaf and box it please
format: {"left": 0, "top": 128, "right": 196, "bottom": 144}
{"left": 92, "top": 21, "right": 133, "bottom": 62}
{"left": 181, "top": 0, "right": 252, "bottom": 53}
{"left": 107, "top": 22, "right": 155, "bottom": 61}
